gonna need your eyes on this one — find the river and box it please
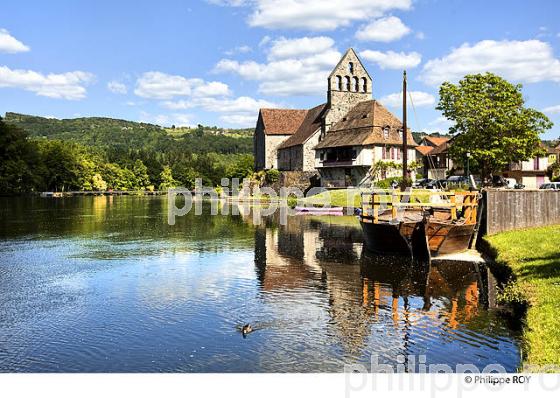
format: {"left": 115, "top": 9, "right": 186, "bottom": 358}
{"left": 0, "top": 196, "right": 520, "bottom": 372}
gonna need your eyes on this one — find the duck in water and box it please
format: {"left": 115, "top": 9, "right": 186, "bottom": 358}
{"left": 241, "top": 324, "right": 253, "bottom": 338}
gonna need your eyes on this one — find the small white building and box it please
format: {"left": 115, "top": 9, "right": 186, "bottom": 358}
{"left": 502, "top": 155, "right": 551, "bottom": 189}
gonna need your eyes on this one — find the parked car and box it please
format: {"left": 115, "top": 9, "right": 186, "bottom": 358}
{"left": 514, "top": 183, "right": 525, "bottom": 189}
{"left": 412, "top": 178, "right": 436, "bottom": 188}
{"left": 435, "top": 179, "right": 449, "bottom": 189}
{"left": 446, "top": 176, "right": 469, "bottom": 187}
{"left": 539, "top": 182, "right": 560, "bottom": 190}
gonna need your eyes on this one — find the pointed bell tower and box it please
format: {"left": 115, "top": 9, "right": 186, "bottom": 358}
{"left": 324, "top": 48, "right": 372, "bottom": 132}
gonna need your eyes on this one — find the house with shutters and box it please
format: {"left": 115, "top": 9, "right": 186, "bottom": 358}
{"left": 254, "top": 48, "right": 418, "bottom": 187}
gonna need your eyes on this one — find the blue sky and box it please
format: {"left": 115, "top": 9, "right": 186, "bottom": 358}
{"left": 1, "top": 0, "right": 559, "bottom": 139}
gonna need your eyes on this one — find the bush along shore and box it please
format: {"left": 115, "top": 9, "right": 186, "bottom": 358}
{"left": 482, "top": 225, "right": 560, "bottom": 369}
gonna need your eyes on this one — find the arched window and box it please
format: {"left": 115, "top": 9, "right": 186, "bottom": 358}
{"left": 362, "top": 77, "right": 368, "bottom": 93}
{"left": 348, "top": 62, "right": 354, "bottom": 74}
{"left": 336, "top": 75, "right": 342, "bottom": 90}
{"left": 353, "top": 76, "right": 359, "bottom": 92}
{"left": 345, "top": 76, "right": 351, "bottom": 91}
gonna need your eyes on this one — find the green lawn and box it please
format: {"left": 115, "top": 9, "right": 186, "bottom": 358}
{"left": 299, "top": 188, "right": 364, "bottom": 208}
{"left": 299, "top": 188, "right": 449, "bottom": 209}
{"left": 486, "top": 225, "right": 560, "bottom": 368}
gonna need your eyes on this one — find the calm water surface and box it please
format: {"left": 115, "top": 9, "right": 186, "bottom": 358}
{"left": 0, "top": 196, "right": 520, "bottom": 372}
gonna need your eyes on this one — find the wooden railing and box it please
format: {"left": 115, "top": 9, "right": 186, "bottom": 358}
{"left": 361, "top": 190, "right": 479, "bottom": 224}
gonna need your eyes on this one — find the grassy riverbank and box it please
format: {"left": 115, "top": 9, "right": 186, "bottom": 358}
{"left": 486, "top": 225, "right": 560, "bottom": 367}
{"left": 299, "top": 188, "right": 363, "bottom": 208}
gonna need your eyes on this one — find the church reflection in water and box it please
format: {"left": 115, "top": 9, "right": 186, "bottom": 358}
{"left": 245, "top": 207, "right": 506, "bottom": 364}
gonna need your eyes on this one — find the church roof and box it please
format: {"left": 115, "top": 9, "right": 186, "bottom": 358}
{"left": 315, "top": 100, "right": 417, "bottom": 149}
{"left": 278, "top": 103, "right": 327, "bottom": 149}
{"left": 328, "top": 48, "right": 372, "bottom": 82}
{"left": 259, "top": 108, "right": 308, "bottom": 135}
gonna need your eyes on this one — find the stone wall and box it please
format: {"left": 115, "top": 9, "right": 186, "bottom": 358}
{"left": 264, "top": 134, "right": 290, "bottom": 170}
{"left": 254, "top": 116, "right": 265, "bottom": 170}
{"left": 278, "top": 146, "right": 302, "bottom": 171}
{"left": 302, "top": 129, "right": 321, "bottom": 171}
{"left": 325, "top": 49, "right": 372, "bottom": 132}
{"left": 269, "top": 171, "right": 320, "bottom": 194}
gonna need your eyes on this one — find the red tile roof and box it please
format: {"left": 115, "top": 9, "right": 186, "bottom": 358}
{"left": 278, "top": 103, "right": 327, "bottom": 149}
{"left": 259, "top": 108, "right": 308, "bottom": 135}
{"left": 424, "top": 135, "right": 450, "bottom": 146}
{"left": 415, "top": 145, "right": 433, "bottom": 156}
{"left": 315, "top": 100, "right": 417, "bottom": 149}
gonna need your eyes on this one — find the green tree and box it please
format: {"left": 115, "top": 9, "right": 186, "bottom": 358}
{"left": 37, "top": 140, "right": 91, "bottom": 191}
{"left": 132, "top": 159, "right": 150, "bottom": 189}
{"left": 437, "top": 73, "right": 553, "bottom": 181}
{"left": 226, "top": 154, "right": 254, "bottom": 180}
{"left": 158, "top": 165, "right": 178, "bottom": 191}
{"left": 195, "top": 124, "right": 204, "bottom": 138}
{"left": 91, "top": 173, "right": 108, "bottom": 191}
{"left": 0, "top": 117, "right": 41, "bottom": 193}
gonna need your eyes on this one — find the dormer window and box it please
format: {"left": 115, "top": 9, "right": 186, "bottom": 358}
{"left": 348, "top": 62, "right": 354, "bottom": 74}
{"left": 398, "top": 129, "right": 403, "bottom": 140}
{"left": 383, "top": 126, "right": 390, "bottom": 140}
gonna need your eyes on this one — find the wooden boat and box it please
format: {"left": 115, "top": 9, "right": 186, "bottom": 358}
{"left": 360, "top": 190, "right": 480, "bottom": 260}
{"left": 359, "top": 70, "right": 480, "bottom": 261}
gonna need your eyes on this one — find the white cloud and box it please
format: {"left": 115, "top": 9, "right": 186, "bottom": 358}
{"left": 162, "top": 97, "right": 278, "bottom": 126}
{"left": 107, "top": 80, "right": 127, "bottom": 94}
{"left": 355, "top": 16, "right": 411, "bottom": 42}
{"left": 134, "top": 72, "right": 192, "bottom": 99}
{"left": 543, "top": 105, "right": 560, "bottom": 114}
{"left": 134, "top": 71, "right": 231, "bottom": 99}
{"left": 164, "top": 95, "right": 277, "bottom": 112}
{"left": 192, "top": 81, "right": 230, "bottom": 97}
{"left": 380, "top": 91, "right": 435, "bottom": 108}
{"left": 219, "top": 113, "right": 258, "bottom": 125}
{"left": 139, "top": 111, "right": 192, "bottom": 127}
{"left": 163, "top": 95, "right": 279, "bottom": 126}
{"left": 420, "top": 39, "right": 560, "bottom": 86}
{"left": 268, "top": 36, "right": 334, "bottom": 60}
{"left": 0, "top": 29, "right": 30, "bottom": 53}
{"left": 224, "top": 45, "right": 252, "bottom": 56}
{"left": 415, "top": 31, "right": 425, "bottom": 40}
{"left": 214, "top": 36, "right": 341, "bottom": 96}
{"left": 360, "top": 50, "right": 421, "bottom": 69}
{"left": 426, "top": 116, "right": 452, "bottom": 133}
{"left": 0, "top": 65, "right": 93, "bottom": 100}
{"left": 210, "top": 0, "right": 412, "bottom": 31}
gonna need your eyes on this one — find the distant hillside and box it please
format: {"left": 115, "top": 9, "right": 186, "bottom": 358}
{"left": 3, "top": 112, "right": 253, "bottom": 155}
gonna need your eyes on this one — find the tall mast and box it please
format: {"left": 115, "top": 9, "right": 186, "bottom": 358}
{"left": 402, "top": 70, "right": 408, "bottom": 184}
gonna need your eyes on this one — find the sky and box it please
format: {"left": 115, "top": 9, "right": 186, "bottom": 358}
{"left": 1, "top": 0, "right": 559, "bottom": 139}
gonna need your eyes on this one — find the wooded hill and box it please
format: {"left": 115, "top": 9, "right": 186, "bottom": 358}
{"left": 1, "top": 113, "right": 255, "bottom": 194}
{"left": 4, "top": 112, "right": 254, "bottom": 155}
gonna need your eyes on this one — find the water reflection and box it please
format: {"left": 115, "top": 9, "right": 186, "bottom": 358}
{"left": 248, "top": 210, "right": 518, "bottom": 370}
{"left": 0, "top": 197, "right": 519, "bottom": 372}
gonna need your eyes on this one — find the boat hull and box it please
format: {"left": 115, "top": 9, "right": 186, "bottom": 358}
{"left": 360, "top": 221, "right": 414, "bottom": 256}
{"left": 360, "top": 219, "right": 476, "bottom": 258}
